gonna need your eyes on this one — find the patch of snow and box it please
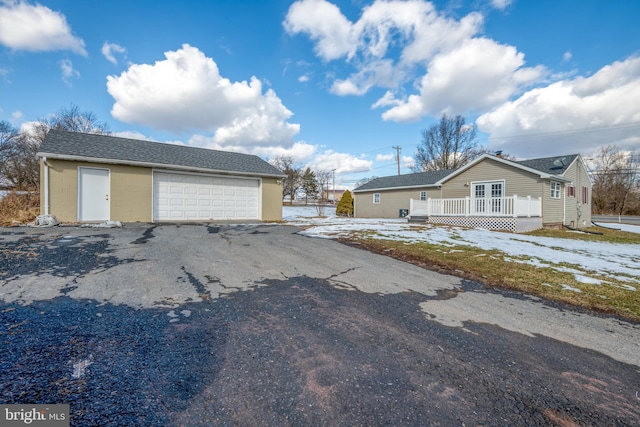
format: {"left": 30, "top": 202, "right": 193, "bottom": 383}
{"left": 560, "top": 284, "right": 583, "bottom": 293}
{"left": 28, "top": 215, "right": 59, "bottom": 227}
{"left": 282, "top": 209, "right": 640, "bottom": 291}
{"left": 615, "top": 223, "right": 640, "bottom": 234}
{"left": 81, "top": 220, "right": 122, "bottom": 228}
{"left": 574, "top": 275, "right": 603, "bottom": 285}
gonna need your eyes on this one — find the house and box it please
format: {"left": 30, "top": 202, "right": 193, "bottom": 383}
{"left": 353, "top": 153, "right": 592, "bottom": 233}
{"left": 37, "top": 130, "right": 285, "bottom": 223}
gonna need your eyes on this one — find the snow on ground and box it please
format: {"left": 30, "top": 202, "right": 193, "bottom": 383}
{"left": 282, "top": 206, "right": 640, "bottom": 290}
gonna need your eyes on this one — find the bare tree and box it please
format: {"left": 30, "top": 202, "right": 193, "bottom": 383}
{"left": 0, "top": 121, "right": 40, "bottom": 190}
{"left": 591, "top": 145, "right": 640, "bottom": 215}
{"left": 314, "top": 169, "right": 332, "bottom": 202}
{"left": 354, "top": 176, "right": 378, "bottom": 188}
{"left": 46, "top": 104, "right": 111, "bottom": 135}
{"left": 269, "top": 155, "right": 302, "bottom": 204}
{"left": 413, "top": 114, "right": 481, "bottom": 172}
{"left": 0, "top": 105, "right": 111, "bottom": 190}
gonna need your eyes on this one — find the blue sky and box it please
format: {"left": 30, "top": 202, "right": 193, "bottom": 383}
{"left": 1, "top": 0, "right": 639, "bottom": 188}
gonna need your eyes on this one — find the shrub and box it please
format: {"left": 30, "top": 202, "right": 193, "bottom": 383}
{"left": 336, "top": 190, "right": 354, "bottom": 217}
{"left": 0, "top": 191, "right": 40, "bottom": 226}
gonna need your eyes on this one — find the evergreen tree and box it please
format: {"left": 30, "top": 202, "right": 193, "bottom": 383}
{"left": 301, "top": 167, "right": 318, "bottom": 205}
{"left": 336, "top": 189, "right": 354, "bottom": 217}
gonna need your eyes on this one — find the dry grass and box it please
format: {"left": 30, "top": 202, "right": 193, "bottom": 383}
{"left": 344, "top": 228, "right": 640, "bottom": 322}
{"left": 0, "top": 192, "right": 40, "bottom": 226}
{"left": 527, "top": 226, "right": 640, "bottom": 244}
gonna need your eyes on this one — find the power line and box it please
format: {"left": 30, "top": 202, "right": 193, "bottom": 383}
{"left": 476, "top": 121, "right": 640, "bottom": 143}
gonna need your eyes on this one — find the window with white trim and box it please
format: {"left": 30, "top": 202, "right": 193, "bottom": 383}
{"left": 419, "top": 191, "right": 427, "bottom": 201}
{"left": 567, "top": 185, "right": 575, "bottom": 197}
{"left": 550, "top": 181, "right": 561, "bottom": 199}
{"left": 373, "top": 193, "right": 380, "bottom": 204}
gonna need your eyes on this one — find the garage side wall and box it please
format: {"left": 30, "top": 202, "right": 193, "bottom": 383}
{"left": 261, "top": 177, "right": 283, "bottom": 221}
{"left": 43, "top": 159, "right": 152, "bottom": 222}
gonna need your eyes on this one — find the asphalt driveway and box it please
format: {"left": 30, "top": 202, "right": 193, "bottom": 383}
{"left": 1, "top": 223, "right": 639, "bottom": 425}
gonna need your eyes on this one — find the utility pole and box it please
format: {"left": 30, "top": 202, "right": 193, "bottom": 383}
{"left": 331, "top": 169, "right": 336, "bottom": 203}
{"left": 392, "top": 145, "right": 401, "bottom": 175}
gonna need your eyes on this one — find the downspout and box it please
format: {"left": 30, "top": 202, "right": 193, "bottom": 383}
{"left": 43, "top": 157, "right": 49, "bottom": 215}
{"left": 562, "top": 182, "right": 566, "bottom": 227}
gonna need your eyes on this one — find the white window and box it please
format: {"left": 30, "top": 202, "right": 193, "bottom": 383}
{"left": 419, "top": 191, "right": 427, "bottom": 201}
{"left": 550, "top": 181, "right": 561, "bottom": 199}
{"left": 567, "top": 185, "right": 575, "bottom": 198}
{"left": 373, "top": 193, "right": 380, "bottom": 204}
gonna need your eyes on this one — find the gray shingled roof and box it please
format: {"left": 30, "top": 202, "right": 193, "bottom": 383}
{"left": 38, "top": 130, "right": 285, "bottom": 177}
{"left": 515, "top": 154, "right": 578, "bottom": 175}
{"left": 353, "top": 169, "right": 455, "bottom": 192}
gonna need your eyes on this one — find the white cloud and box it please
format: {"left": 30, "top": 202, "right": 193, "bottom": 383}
{"left": 402, "top": 155, "right": 416, "bottom": 169}
{"left": 11, "top": 110, "right": 23, "bottom": 122}
{"left": 106, "top": 44, "right": 300, "bottom": 148}
{"left": 305, "top": 150, "right": 373, "bottom": 174}
{"left": 283, "top": 0, "right": 354, "bottom": 61}
{"left": 102, "top": 42, "right": 127, "bottom": 65}
{"left": 476, "top": 56, "right": 640, "bottom": 157}
{"left": 113, "top": 130, "right": 152, "bottom": 141}
{"left": 490, "top": 0, "right": 513, "bottom": 10}
{"left": 0, "top": 0, "right": 86, "bottom": 55}
{"left": 563, "top": 51, "right": 572, "bottom": 62}
{"left": 376, "top": 153, "right": 394, "bottom": 161}
{"left": 186, "top": 133, "right": 317, "bottom": 163}
{"left": 60, "top": 59, "right": 79, "bottom": 84}
{"left": 382, "top": 38, "right": 545, "bottom": 121}
{"left": 285, "top": 0, "right": 541, "bottom": 122}
{"left": 298, "top": 74, "right": 310, "bottom": 82}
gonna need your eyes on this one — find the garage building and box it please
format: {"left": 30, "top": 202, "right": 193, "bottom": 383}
{"left": 38, "top": 130, "right": 285, "bottom": 223}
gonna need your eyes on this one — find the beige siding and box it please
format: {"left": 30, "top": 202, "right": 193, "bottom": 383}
{"left": 355, "top": 188, "right": 431, "bottom": 218}
{"left": 261, "top": 177, "right": 283, "bottom": 221}
{"left": 542, "top": 181, "right": 564, "bottom": 226}
{"left": 561, "top": 157, "right": 592, "bottom": 227}
{"left": 43, "top": 158, "right": 282, "bottom": 223}
{"left": 43, "top": 159, "right": 152, "bottom": 222}
{"left": 442, "top": 158, "right": 545, "bottom": 199}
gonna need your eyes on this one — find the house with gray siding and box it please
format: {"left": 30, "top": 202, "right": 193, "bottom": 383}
{"left": 353, "top": 153, "right": 592, "bottom": 233}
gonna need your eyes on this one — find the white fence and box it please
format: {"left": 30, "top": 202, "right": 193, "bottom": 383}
{"left": 410, "top": 195, "right": 542, "bottom": 218}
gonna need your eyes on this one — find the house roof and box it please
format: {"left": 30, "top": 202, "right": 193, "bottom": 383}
{"left": 515, "top": 154, "right": 578, "bottom": 175}
{"left": 354, "top": 153, "right": 579, "bottom": 192}
{"left": 353, "top": 169, "right": 455, "bottom": 192}
{"left": 38, "top": 130, "right": 285, "bottom": 178}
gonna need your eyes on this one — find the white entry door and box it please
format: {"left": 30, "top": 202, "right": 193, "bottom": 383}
{"left": 78, "top": 167, "right": 110, "bottom": 221}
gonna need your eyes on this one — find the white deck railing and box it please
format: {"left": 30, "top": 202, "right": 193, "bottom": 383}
{"left": 410, "top": 195, "right": 542, "bottom": 217}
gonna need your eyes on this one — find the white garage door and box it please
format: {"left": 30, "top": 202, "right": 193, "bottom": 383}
{"left": 153, "top": 172, "right": 259, "bottom": 221}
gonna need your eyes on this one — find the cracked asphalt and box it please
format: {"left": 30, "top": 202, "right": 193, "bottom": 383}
{"left": 1, "top": 223, "right": 639, "bottom": 426}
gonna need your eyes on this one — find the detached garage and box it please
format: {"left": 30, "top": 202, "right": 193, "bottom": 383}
{"left": 38, "top": 130, "right": 285, "bottom": 223}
